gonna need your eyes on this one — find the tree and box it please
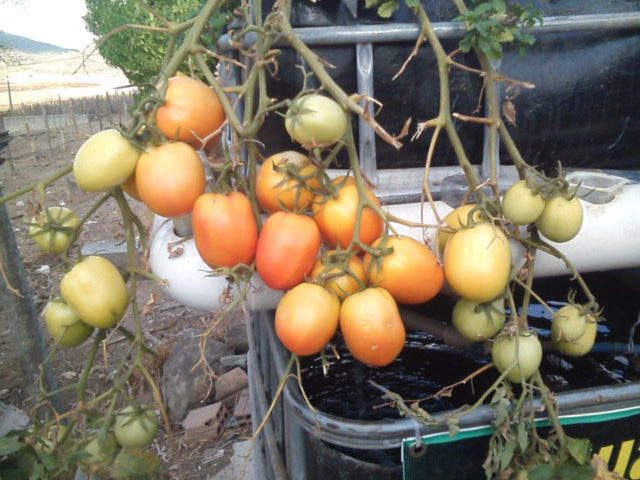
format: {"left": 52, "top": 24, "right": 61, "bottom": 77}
{"left": 83, "top": 0, "right": 233, "bottom": 84}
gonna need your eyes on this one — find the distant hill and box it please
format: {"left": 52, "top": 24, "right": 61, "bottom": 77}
{"left": 0, "top": 31, "right": 73, "bottom": 54}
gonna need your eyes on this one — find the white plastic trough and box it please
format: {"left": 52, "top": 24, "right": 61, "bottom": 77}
{"left": 148, "top": 173, "right": 640, "bottom": 312}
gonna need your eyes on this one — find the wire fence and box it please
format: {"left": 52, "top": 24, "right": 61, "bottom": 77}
{"left": 0, "top": 92, "right": 136, "bottom": 165}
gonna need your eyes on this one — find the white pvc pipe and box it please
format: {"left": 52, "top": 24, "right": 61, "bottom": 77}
{"left": 148, "top": 218, "right": 283, "bottom": 312}
{"left": 149, "top": 179, "right": 639, "bottom": 311}
{"left": 385, "top": 184, "right": 640, "bottom": 278}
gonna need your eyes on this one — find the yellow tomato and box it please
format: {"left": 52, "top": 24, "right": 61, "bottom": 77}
{"left": 73, "top": 129, "right": 140, "bottom": 192}
{"left": 311, "top": 252, "right": 366, "bottom": 300}
{"left": 60, "top": 256, "right": 129, "bottom": 329}
{"left": 437, "top": 204, "right": 482, "bottom": 254}
{"left": 443, "top": 222, "right": 511, "bottom": 303}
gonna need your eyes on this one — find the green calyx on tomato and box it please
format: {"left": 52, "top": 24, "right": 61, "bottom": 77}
{"left": 60, "top": 256, "right": 129, "bottom": 329}
{"left": 29, "top": 206, "right": 81, "bottom": 254}
{"left": 285, "top": 94, "right": 348, "bottom": 149}
{"left": 43, "top": 300, "right": 94, "bottom": 347}
{"left": 491, "top": 331, "right": 542, "bottom": 383}
{"left": 113, "top": 405, "right": 159, "bottom": 449}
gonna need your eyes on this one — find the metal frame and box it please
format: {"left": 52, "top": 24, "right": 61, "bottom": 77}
{"left": 219, "top": 12, "right": 640, "bottom": 204}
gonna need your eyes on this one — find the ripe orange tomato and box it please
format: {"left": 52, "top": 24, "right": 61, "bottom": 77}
{"left": 275, "top": 283, "right": 340, "bottom": 356}
{"left": 256, "top": 151, "right": 320, "bottom": 213}
{"left": 121, "top": 170, "right": 141, "bottom": 201}
{"left": 155, "top": 76, "right": 226, "bottom": 148}
{"left": 443, "top": 222, "right": 511, "bottom": 303}
{"left": 311, "top": 251, "right": 366, "bottom": 300}
{"left": 256, "top": 212, "right": 321, "bottom": 290}
{"left": 339, "top": 287, "right": 405, "bottom": 367}
{"left": 312, "top": 176, "right": 384, "bottom": 249}
{"left": 363, "top": 236, "right": 443, "bottom": 304}
{"left": 135, "top": 142, "right": 206, "bottom": 217}
{"left": 192, "top": 192, "right": 258, "bottom": 268}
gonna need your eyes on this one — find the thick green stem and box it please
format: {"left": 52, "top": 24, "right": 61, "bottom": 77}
{"left": 78, "top": 329, "right": 107, "bottom": 403}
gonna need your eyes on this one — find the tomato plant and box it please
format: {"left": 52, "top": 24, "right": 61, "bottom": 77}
{"left": 135, "top": 142, "right": 206, "bottom": 217}
{"left": 155, "top": 75, "right": 226, "bottom": 148}
{"left": 60, "top": 256, "right": 129, "bottom": 329}
{"left": 536, "top": 195, "right": 584, "bottom": 243}
{"left": 73, "top": 129, "right": 140, "bottom": 192}
{"left": 437, "top": 204, "right": 482, "bottom": 254}
{"left": 363, "top": 235, "right": 443, "bottom": 304}
{"left": 501, "top": 180, "right": 545, "bottom": 226}
{"left": 312, "top": 176, "right": 384, "bottom": 249}
{"left": 311, "top": 251, "right": 366, "bottom": 300}
{"left": 113, "top": 406, "right": 159, "bottom": 448}
{"left": 43, "top": 300, "right": 94, "bottom": 347}
{"left": 29, "top": 206, "right": 80, "bottom": 254}
{"left": 285, "top": 94, "right": 348, "bottom": 148}
{"left": 255, "top": 212, "right": 321, "bottom": 290}
{"left": 275, "top": 283, "right": 340, "bottom": 356}
{"left": 491, "top": 331, "right": 542, "bottom": 383}
{"left": 339, "top": 287, "right": 405, "bottom": 367}
{"left": 256, "top": 151, "right": 320, "bottom": 213}
{"left": 551, "top": 305, "right": 597, "bottom": 357}
{"left": 451, "top": 298, "right": 505, "bottom": 342}
{"left": 443, "top": 222, "right": 511, "bottom": 303}
{"left": 192, "top": 191, "right": 258, "bottom": 268}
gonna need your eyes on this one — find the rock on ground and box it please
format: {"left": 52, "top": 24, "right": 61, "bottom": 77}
{"left": 161, "top": 328, "right": 234, "bottom": 424}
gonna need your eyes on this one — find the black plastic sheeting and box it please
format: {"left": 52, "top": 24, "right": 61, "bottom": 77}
{"left": 255, "top": 0, "right": 640, "bottom": 173}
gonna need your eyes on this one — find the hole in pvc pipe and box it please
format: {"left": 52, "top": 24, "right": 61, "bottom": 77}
{"left": 409, "top": 442, "right": 427, "bottom": 458}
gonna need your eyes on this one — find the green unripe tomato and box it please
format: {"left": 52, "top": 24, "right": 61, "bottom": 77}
{"left": 536, "top": 195, "right": 583, "bottom": 243}
{"left": 452, "top": 298, "right": 505, "bottom": 342}
{"left": 285, "top": 94, "right": 348, "bottom": 149}
{"left": 491, "top": 331, "right": 542, "bottom": 383}
{"left": 501, "top": 180, "right": 545, "bottom": 226}
{"left": 113, "top": 406, "right": 159, "bottom": 448}
{"left": 29, "top": 206, "right": 80, "bottom": 254}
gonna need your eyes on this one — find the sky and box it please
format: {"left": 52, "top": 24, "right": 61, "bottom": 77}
{"left": 0, "top": 0, "right": 94, "bottom": 51}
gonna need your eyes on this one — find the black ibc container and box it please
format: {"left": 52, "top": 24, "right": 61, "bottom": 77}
{"left": 250, "top": 0, "right": 640, "bottom": 173}
{"left": 248, "top": 270, "right": 640, "bottom": 480}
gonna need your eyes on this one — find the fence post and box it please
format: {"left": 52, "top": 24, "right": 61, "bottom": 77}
{"left": 0, "top": 188, "right": 62, "bottom": 411}
{"left": 96, "top": 95, "right": 103, "bottom": 131}
{"left": 41, "top": 104, "right": 52, "bottom": 153}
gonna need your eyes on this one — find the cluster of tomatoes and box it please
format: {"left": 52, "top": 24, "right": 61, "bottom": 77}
{"left": 31, "top": 73, "right": 594, "bottom": 394}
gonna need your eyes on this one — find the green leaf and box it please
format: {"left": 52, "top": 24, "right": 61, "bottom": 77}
{"left": 566, "top": 436, "right": 592, "bottom": 465}
{"left": 0, "top": 437, "right": 23, "bottom": 457}
{"left": 377, "top": 1, "right": 398, "bottom": 18}
{"left": 516, "top": 420, "right": 529, "bottom": 453}
{"left": 112, "top": 448, "right": 162, "bottom": 480}
{"left": 527, "top": 462, "right": 554, "bottom": 480}
{"left": 497, "top": 439, "right": 516, "bottom": 471}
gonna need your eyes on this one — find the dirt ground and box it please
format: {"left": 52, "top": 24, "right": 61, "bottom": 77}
{"left": 0, "top": 114, "right": 249, "bottom": 478}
